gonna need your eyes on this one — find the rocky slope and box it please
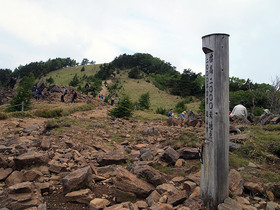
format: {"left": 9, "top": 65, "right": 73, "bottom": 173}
{"left": 0, "top": 90, "right": 279, "bottom": 210}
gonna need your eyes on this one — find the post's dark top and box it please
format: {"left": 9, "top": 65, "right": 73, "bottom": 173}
{"left": 202, "top": 33, "right": 230, "bottom": 39}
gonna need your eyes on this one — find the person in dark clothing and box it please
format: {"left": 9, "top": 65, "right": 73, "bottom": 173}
{"left": 61, "top": 88, "right": 67, "bottom": 102}
{"left": 71, "top": 90, "right": 77, "bottom": 103}
{"left": 35, "top": 88, "right": 41, "bottom": 100}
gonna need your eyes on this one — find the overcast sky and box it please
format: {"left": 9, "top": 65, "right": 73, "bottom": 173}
{"left": 0, "top": 0, "right": 279, "bottom": 84}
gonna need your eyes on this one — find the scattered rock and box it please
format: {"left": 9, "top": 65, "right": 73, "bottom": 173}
{"left": 146, "top": 190, "right": 161, "bottom": 207}
{"left": 0, "top": 168, "right": 13, "bottom": 181}
{"left": 266, "top": 201, "right": 280, "bottom": 210}
{"left": 229, "top": 169, "right": 244, "bottom": 196}
{"left": 156, "top": 183, "right": 178, "bottom": 194}
{"left": 160, "top": 147, "right": 180, "bottom": 164}
{"left": 62, "top": 166, "right": 92, "bottom": 193}
{"left": 177, "top": 147, "right": 200, "bottom": 160}
{"left": 40, "top": 138, "right": 52, "bottom": 150}
{"left": 112, "top": 166, "right": 154, "bottom": 198}
{"left": 244, "top": 182, "right": 265, "bottom": 195}
{"left": 167, "top": 190, "right": 187, "bottom": 206}
{"left": 90, "top": 198, "right": 110, "bottom": 210}
{"left": 65, "top": 188, "right": 94, "bottom": 204}
{"left": 218, "top": 197, "right": 243, "bottom": 210}
{"left": 97, "top": 154, "right": 127, "bottom": 166}
{"left": 131, "top": 164, "right": 166, "bottom": 186}
{"left": 13, "top": 151, "right": 49, "bottom": 169}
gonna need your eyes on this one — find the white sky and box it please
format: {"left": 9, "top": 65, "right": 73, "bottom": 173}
{"left": 0, "top": 0, "right": 279, "bottom": 84}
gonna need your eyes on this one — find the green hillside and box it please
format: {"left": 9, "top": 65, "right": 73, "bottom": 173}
{"left": 45, "top": 65, "right": 200, "bottom": 114}
{"left": 46, "top": 64, "right": 100, "bottom": 86}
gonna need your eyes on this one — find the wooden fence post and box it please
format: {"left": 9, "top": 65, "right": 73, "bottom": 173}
{"left": 21, "top": 101, "right": 24, "bottom": 112}
{"left": 200, "top": 33, "right": 230, "bottom": 209}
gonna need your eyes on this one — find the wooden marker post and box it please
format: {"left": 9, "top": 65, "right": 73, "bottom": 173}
{"left": 200, "top": 33, "right": 230, "bottom": 209}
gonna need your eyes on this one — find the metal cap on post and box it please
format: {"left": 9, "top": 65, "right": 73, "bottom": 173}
{"left": 200, "top": 33, "right": 229, "bottom": 209}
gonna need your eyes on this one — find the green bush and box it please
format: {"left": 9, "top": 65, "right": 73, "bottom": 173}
{"left": 0, "top": 111, "right": 8, "bottom": 120}
{"left": 175, "top": 100, "right": 187, "bottom": 114}
{"left": 128, "top": 67, "right": 142, "bottom": 79}
{"left": 46, "top": 76, "right": 54, "bottom": 84}
{"left": 156, "top": 107, "right": 168, "bottom": 116}
{"left": 138, "top": 92, "right": 150, "bottom": 110}
{"left": 69, "top": 73, "right": 80, "bottom": 87}
{"left": 253, "top": 107, "right": 263, "bottom": 116}
{"left": 108, "top": 95, "right": 133, "bottom": 118}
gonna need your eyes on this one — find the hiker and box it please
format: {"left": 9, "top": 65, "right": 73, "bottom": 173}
{"left": 7, "top": 77, "right": 17, "bottom": 89}
{"left": 231, "top": 101, "right": 247, "bottom": 117}
{"left": 11, "top": 77, "right": 17, "bottom": 89}
{"left": 180, "top": 111, "right": 186, "bottom": 118}
{"left": 85, "top": 82, "right": 90, "bottom": 94}
{"left": 32, "top": 86, "right": 36, "bottom": 97}
{"left": 35, "top": 88, "right": 41, "bottom": 100}
{"left": 71, "top": 90, "right": 77, "bottom": 103}
{"left": 61, "top": 87, "right": 67, "bottom": 102}
{"left": 168, "top": 109, "right": 174, "bottom": 118}
{"left": 111, "top": 95, "right": 115, "bottom": 106}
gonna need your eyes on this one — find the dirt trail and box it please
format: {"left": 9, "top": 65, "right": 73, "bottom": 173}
{"left": 99, "top": 80, "right": 112, "bottom": 97}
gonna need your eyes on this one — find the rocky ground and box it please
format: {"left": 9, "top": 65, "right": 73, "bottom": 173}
{"left": 0, "top": 88, "right": 280, "bottom": 209}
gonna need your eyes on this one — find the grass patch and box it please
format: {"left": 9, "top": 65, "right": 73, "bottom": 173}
{"left": 63, "top": 103, "right": 95, "bottom": 116}
{"left": 229, "top": 152, "right": 249, "bottom": 168}
{"left": 34, "top": 108, "right": 63, "bottom": 118}
{"left": 133, "top": 110, "right": 167, "bottom": 121}
{"left": 172, "top": 131, "right": 201, "bottom": 149}
{"left": 0, "top": 111, "right": 8, "bottom": 120}
{"left": 152, "top": 164, "right": 173, "bottom": 174}
{"left": 8, "top": 111, "right": 34, "bottom": 118}
{"left": 263, "top": 171, "right": 280, "bottom": 182}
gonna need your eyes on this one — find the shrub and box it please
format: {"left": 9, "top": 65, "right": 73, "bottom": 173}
{"left": 69, "top": 74, "right": 79, "bottom": 87}
{"left": 253, "top": 107, "right": 263, "bottom": 116}
{"left": 46, "top": 76, "right": 54, "bottom": 84}
{"left": 175, "top": 100, "right": 187, "bottom": 114}
{"left": 128, "top": 67, "right": 142, "bottom": 79}
{"left": 0, "top": 111, "right": 8, "bottom": 120}
{"left": 108, "top": 95, "right": 133, "bottom": 118}
{"left": 156, "top": 107, "right": 168, "bottom": 116}
{"left": 138, "top": 92, "right": 150, "bottom": 110}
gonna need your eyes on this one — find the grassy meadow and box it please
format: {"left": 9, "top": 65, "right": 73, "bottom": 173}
{"left": 115, "top": 71, "right": 201, "bottom": 113}
{"left": 46, "top": 64, "right": 100, "bottom": 85}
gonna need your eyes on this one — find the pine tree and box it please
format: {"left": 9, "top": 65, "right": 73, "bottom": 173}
{"left": 7, "top": 73, "right": 35, "bottom": 111}
{"left": 108, "top": 95, "right": 133, "bottom": 118}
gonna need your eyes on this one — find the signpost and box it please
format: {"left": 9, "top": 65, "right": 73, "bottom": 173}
{"left": 200, "top": 33, "right": 230, "bottom": 209}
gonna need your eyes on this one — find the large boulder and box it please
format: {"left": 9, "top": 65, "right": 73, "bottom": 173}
{"left": 112, "top": 166, "right": 154, "bottom": 198}
{"left": 229, "top": 169, "right": 244, "bottom": 196}
{"left": 97, "top": 154, "right": 127, "bottom": 166}
{"left": 131, "top": 164, "right": 166, "bottom": 186}
{"left": 13, "top": 151, "right": 49, "bottom": 169}
{"left": 48, "top": 84, "right": 61, "bottom": 93}
{"left": 177, "top": 147, "right": 200, "bottom": 160}
{"left": 62, "top": 166, "right": 92, "bottom": 193}
{"left": 160, "top": 147, "right": 180, "bottom": 165}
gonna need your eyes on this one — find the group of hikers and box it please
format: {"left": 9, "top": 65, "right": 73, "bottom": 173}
{"left": 60, "top": 87, "right": 77, "bottom": 103}
{"left": 168, "top": 100, "right": 280, "bottom": 124}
